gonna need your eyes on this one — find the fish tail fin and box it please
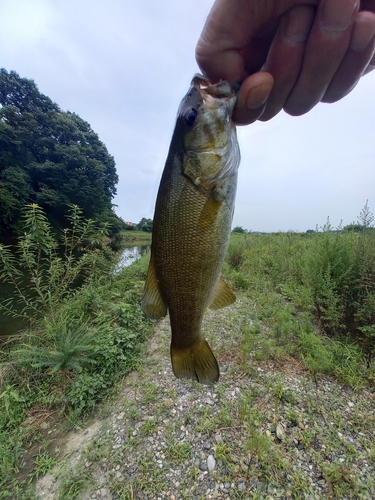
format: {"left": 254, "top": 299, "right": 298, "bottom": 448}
{"left": 170, "top": 339, "right": 219, "bottom": 385}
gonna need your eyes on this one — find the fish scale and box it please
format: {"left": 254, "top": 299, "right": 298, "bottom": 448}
{"left": 141, "top": 75, "right": 240, "bottom": 385}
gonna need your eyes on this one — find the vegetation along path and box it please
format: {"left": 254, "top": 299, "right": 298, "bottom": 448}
{"left": 3, "top": 218, "right": 375, "bottom": 499}
{"left": 2, "top": 69, "right": 375, "bottom": 499}
{"left": 34, "top": 288, "right": 375, "bottom": 500}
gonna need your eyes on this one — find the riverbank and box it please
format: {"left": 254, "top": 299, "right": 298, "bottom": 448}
{"left": 34, "top": 289, "right": 375, "bottom": 499}
{"left": 2, "top": 230, "right": 375, "bottom": 498}
{"left": 120, "top": 231, "right": 152, "bottom": 246}
{"left": 0, "top": 231, "right": 151, "bottom": 337}
{"left": 0, "top": 252, "right": 155, "bottom": 498}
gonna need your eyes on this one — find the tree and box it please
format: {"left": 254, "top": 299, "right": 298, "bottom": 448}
{"left": 0, "top": 69, "right": 119, "bottom": 235}
{"left": 343, "top": 223, "right": 364, "bottom": 233}
{"left": 136, "top": 217, "right": 153, "bottom": 232}
{"left": 232, "top": 226, "right": 246, "bottom": 234}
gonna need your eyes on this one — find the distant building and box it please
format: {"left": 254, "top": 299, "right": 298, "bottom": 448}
{"left": 124, "top": 221, "right": 136, "bottom": 230}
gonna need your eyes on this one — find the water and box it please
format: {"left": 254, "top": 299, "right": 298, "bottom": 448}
{"left": 0, "top": 245, "right": 150, "bottom": 337}
{"left": 115, "top": 245, "right": 150, "bottom": 272}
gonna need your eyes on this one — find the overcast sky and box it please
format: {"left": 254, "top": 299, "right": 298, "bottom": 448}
{"left": 1, "top": 0, "right": 374, "bottom": 232}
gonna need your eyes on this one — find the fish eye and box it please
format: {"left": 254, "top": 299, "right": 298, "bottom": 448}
{"left": 184, "top": 108, "right": 198, "bottom": 126}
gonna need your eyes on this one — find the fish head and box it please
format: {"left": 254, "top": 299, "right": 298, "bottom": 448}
{"left": 175, "top": 74, "right": 240, "bottom": 187}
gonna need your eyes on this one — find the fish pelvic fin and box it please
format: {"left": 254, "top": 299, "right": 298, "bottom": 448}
{"left": 170, "top": 339, "right": 219, "bottom": 385}
{"left": 208, "top": 275, "right": 236, "bottom": 310}
{"left": 141, "top": 255, "right": 167, "bottom": 319}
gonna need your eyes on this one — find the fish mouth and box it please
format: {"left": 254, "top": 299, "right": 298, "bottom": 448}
{"left": 190, "top": 74, "right": 239, "bottom": 114}
{"left": 191, "top": 74, "right": 239, "bottom": 98}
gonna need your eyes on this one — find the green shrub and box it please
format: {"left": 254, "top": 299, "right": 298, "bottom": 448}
{"left": 303, "top": 216, "right": 375, "bottom": 356}
{"left": 10, "top": 314, "right": 97, "bottom": 376}
{"left": 0, "top": 204, "right": 111, "bottom": 323}
{"left": 0, "top": 206, "right": 154, "bottom": 487}
{"left": 226, "top": 236, "right": 248, "bottom": 270}
{"left": 298, "top": 330, "right": 333, "bottom": 376}
{"left": 227, "top": 206, "right": 375, "bottom": 380}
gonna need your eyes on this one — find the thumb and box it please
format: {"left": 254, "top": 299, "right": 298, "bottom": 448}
{"left": 232, "top": 72, "right": 274, "bottom": 125}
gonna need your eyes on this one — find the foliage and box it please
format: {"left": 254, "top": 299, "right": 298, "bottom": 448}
{"left": 0, "top": 204, "right": 111, "bottom": 323}
{"left": 232, "top": 226, "right": 247, "bottom": 234}
{"left": 0, "top": 68, "right": 120, "bottom": 235}
{"left": 11, "top": 314, "right": 98, "bottom": 375}
{"left": 0, "top": 385, "right": 25, "bottom": 428}
{"left": 120, "top": 230, "right": 152, "bottom": 246}
{"left": 226, "top": 235, "right": 249, "bottom": 270}
{"left": 343, "top": 223, "right": 366, "bottom": 233}
{"left": 358, "top": 199, "right": 374, "bottom": 229}
{"left": 28, "top": 451, "right": 59, "bottom": 482}
{"left": 303, "top": 209, "right": 375, "bottom": 356}
{"left": 136, "top": 217, "right": 153, "bottom": 232}
{"left": 225, "top": 201, "right": 375, "bottom": 375}
{"left": 0, "top": 206, "right": 153, "bottom": 490}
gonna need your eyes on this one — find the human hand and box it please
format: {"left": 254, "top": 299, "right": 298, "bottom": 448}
{"left": 196, "top": 0, "right": 375, "bottom": 124}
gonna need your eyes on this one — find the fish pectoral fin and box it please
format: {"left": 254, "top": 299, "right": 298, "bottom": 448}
{"left": 198, "top": 192, "right": 221, "bottom": 229}
{"left": 171, "top": 339, "right": 219, "bottom": 385}
{"left": 208, "top": 275, "right": 236, "bottom": 310}
{"left": 141, "top": 255, "right": 167, "bottom": 319}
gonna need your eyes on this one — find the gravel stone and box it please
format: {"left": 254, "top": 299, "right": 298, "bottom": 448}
{"left": 207, "top": 454, "right": 216, "bottom": 472}
{"left": 214, "top": 434, "right": 223, "bottom": 444}
{"left": 276, "top": 423, "right": 285, "bottom": 440}
{"left": 237, "top": 482, "right": 246, "bottom": 491}
{"left": 34, "top": 305, "right": 375, "bottom": 500}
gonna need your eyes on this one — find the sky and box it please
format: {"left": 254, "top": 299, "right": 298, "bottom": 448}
{"left": 0, "top": 0, "right": 374, "bottom": 233}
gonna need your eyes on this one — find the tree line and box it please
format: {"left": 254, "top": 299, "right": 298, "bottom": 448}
{"left": 123, "top": 217, "right": 153, "bottom": 232}
{"left": 0, "top": 69, "right": 123, "bottom": 237}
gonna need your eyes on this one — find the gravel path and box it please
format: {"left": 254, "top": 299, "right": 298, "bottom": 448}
{"left": 36, "top": 294, "right": 375, "bottom": 499}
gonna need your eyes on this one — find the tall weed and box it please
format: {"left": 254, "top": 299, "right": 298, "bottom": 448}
{"left": 0, "top": 204, "right": 111, "bottom": 323}
{"left": 304, "top": 217, "right": 375, "bottom": 357}
{"left": 227, "top": 204, "right": 375, "bottom": 381}
{"left": 0, "top": 207, "right": 154, "bottom": 485}
{"left": 226, "top": 235, "right": 249, "bottom": 270}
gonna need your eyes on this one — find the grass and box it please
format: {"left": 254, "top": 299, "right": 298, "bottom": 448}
{"left": 1, "top": 213, "right": 375, "bottom": 497}
{"left": 28, "top": 450, "right": 60, "bottom": 482}
{"left": 0, "top": 251, "right": 155, "bottom": 496}
{"left": 32, "top": 287, "right": 375, "bottom": 499}
{"left": 224, "top": 230, "right": 375, "bottom": 388}
{"left": 120, "top": 230, "right": 152, "bottom": 246}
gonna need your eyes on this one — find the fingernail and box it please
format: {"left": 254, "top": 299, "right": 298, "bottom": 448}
{"left": 322, "top": 0, "right": 357, "bottom": 32}
{"left": 350, "top": 20, "right": 375, "bottom": 51}
{"left": 284, "top": 6, "right": 315, "bottom": 43}
{"left": 246, "top": 83, "right": 273, "bottom": 109}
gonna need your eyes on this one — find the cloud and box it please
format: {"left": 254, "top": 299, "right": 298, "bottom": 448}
{"left": 1, "top": 0, "right": 374, "bottom": 231}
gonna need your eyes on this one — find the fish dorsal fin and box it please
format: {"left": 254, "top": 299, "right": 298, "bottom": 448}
{"left": 208, "top": 275, "right": 236, "bottom": 310}
{"left": 141, "top": 255, "right": 167, "bottom": 319}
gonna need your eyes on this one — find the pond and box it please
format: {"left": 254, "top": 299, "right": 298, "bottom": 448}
{"left": 115, "top": 244, "right": 150, "bottom": 272}
{"left": 0, "top": 245, "right": 150, "bottom": 337}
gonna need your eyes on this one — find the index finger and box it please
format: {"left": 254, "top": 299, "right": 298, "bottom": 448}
{"left": 284, "top": 0, "right": 360, "bottom": 115}
{"left": 196, "top": 0, "right": 255, "bottom": 82}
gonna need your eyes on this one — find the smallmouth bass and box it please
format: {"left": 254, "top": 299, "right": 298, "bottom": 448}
{"left": 141, "top": 75, "right": 240, "bottom": 384}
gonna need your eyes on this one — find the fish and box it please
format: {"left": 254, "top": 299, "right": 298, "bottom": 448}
{"left": 141, "top": 74, "right": 240, "bottom": 385}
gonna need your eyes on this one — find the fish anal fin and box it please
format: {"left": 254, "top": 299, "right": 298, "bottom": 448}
{"left": 141, "top": 256, "right": 167, "bottom": 319}
{"left": 171, "top": 339, "right": 219, "bottom": 385}
{"left": 208, "top": 275, "right": 236, "bottom": 310}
